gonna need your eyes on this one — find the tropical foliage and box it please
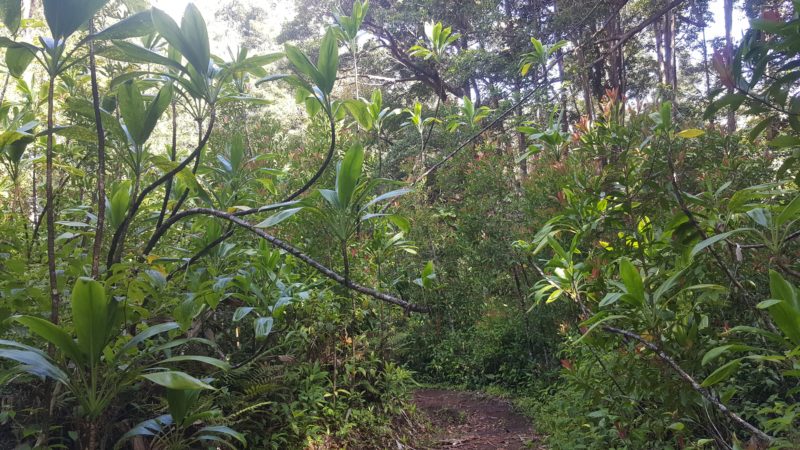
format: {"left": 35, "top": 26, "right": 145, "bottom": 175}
{"left": 0, "top": 0, "right": 798, "bottom": 449}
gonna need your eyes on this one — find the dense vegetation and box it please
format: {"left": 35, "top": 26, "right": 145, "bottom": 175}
{"left": 0, "top": 0, "right": 797, "bottom": 448}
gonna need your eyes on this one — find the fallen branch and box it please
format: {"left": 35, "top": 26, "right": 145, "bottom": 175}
{"left": 527, "top": 257, "right": 771, "bottom": 442}
{"left": 107, "top": 108, "right": 217, "bottom": 267}
{"left": 232, "top": 111, "right": 337, "bottom": 218}
{"left": 145, "top": 208, "right": 429, "bottom": 313}
{"left": 603, "top": 325, "right": 773, "bottom": 444}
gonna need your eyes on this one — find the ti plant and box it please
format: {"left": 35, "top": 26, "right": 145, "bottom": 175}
{"left": 116, "top": 388, "right": 245, "bottom": 449}
{"left": 307, "top": 144, "right": 411, "bottom": 282}
{"left": 0, "top": 278, "right": 229, "bottom": 448}
{"left": 343, "top": 89, "right": 401, "bottom": 175}
{"left": 520, "top": 37, "right": 567, "bottom": 76}
{"left": 408, "top": 21, "right": 461, "bottom": 62}
{"left": 334, "top": 0, "right": 369, "bottom": 98}
{"left": 446, "top": 96, "right": 492, "bottom": 133}
{"left": 403, "top": 101, "right": 440, "bottom": 172}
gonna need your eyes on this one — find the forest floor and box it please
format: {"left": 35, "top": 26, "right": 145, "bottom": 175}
{"left": 412, "top": 389, "right": 544, "bottom": 449}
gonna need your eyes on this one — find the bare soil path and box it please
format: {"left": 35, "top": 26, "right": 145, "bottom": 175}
{"left": 412, "top": 389, "right": 544, "bottom": 450}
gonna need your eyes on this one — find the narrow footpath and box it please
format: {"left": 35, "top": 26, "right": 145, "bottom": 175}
{"left": 412, "top": 389, "right": 544, "bottom": 449}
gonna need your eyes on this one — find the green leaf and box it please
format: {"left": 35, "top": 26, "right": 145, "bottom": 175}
{"left": 90, "top": 9, "right": 154, "bottom": 41}
{"left": 768, "top": 135, "right": 800, "bottom": 148}
{"left": 179, "top": 3, "right": 210, "bottom": 74}
{"left": 343, "top": 99, "right": 372, "bottom": 129}
{"left": 676, "top": 128, "right": 705, "bottom": 139}
{"left": 109, "top": 40, "right": 185, "bottom": 72}
{"left": 756, "top": 299, "right": 783, "bottom": 309}
{"left": 65, "top": 97, "right": 126, "bottom": 140}
{"left": 160, "top": 355, "right": 230, "bottom": 370}
{"left": 748, "top": 116, "right": 774, "bottom": 142}
{"left": 767, "top": 270, "right": 800, "bottom": 345}
{"left": 598, "top": 293, "right": 623, "bottom": 308}
{"left": 5, "top": 45, "right": 34, "bottom": 78}
{"left": 690, "top": 229, "right": 749, "bottom": 258}
{"left": 71, "top": 278, "right": 111, "bottom": 366}
{"left": 701, "top": 344, "right": 755, "bottom": 366}
{"left": 110, "top": 181, "right": 131, "bottom": 229}
{"left": 668, "top": 422, "right": 685, "bottom": 431}
{"left": 776, "top": 195, "right": 800, "bottom": 227}
{"left": 116, "top": 415, "right": 172, "bottom": 444}
{"left": 166, "top": 388, "right": 199, "bottom": 426}
{"left": 253, "top": 317, "right": 273, "bottom": 340}
{"left": 284, "top": 43, "right": 323, "bottom": 91}
{"left": 254, "top": 207, "right": 303, "bottom": 228}
{"left": 0, "top": 348, "right": 68, "bottom": 382}
{"left": 43, "top": 0, "right": 109, "bottom": 40}
{"left": 151, "top": 8, "right": 187, "bottom": 60}
{"left": 619, "top": 259, "right": 644, "bottom": 305}
{"left": 255, "top": 73, "right": 290, "bottom": 86}
{"left": 141, "top": 83, "right": 172, "bottom": 144}
{"left": 337, "top": 144, "right": 364, "bottom": 208}
{"left": 117, "top": 81, "right": 147, "bottom": 146}
{"left": 701, "top": 358, "right": 741, "bottom": 387}
{"left": 0, "top": 0, "right": 22, "bottom": 34}
{"left": 363, "top": 188, "right": 412, "bottom": 210}
{"left": 198, "top": 425, "right": 246, "bottom": 444}
{"left": 14, "top": 316, "right": 82, "bottom": 363}
{"left": 659, "top": 101, "right": 672, "bottom": 130}
{"left": 704, "top": 93, "right": 746, "bottom": 119}
{"left": 117, "top": 322, "right": 179, "bottom": 357}
{"left": 141, "top": 370, "right": 215, "bottom": 390}
{"left": 232, "top": 307, "right": 253, "bottom": 322}
{"left": 317, "top": 27, "right": 339, "bottom": 94}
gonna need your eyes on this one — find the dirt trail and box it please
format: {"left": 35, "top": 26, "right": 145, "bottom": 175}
{"left": 412, "top": 389, "right": 543, "bottom": 449}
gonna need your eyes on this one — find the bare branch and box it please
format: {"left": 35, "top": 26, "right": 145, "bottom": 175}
{"left": 603, "top": 326, "right": 772, "bottom": 444}
{"left": 145, "top": 208, "right": 430, "bottom": 313}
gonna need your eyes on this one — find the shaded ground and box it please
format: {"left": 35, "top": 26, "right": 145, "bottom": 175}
{"left": 412, "top": 389, "right": 543, "bottom": 450}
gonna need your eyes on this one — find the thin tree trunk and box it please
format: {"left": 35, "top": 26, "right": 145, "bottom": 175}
{"left": 663, "top": 13, "right": 675, "bottom": 97}
{"left": 89, "top": 19, "right": 106, "bottom": 278}
{"left": 724, "top": 0, "right": 736, "bottom": 133}
{"left": 515, "top": 83, "right": 528, "bottom": 181}
{"left": 577, "top": 47, "right": 594, "bottom": 120}
{"left": 670, "top": 12, "right": 677, "bottom": 94}
{"left": 155, "top": 101, "right": 178, "bottom": 231}
{"left": 46, "top": 76, "right": 60, "bottom": 324}
{"left": 558, "top": 49, "right": 568, "bottom": 132}
{"left": 655, "top": 19, "right": 665, "bottom": 86}
{"left": 169, "top": 118, "right": 203, "bottom": 217}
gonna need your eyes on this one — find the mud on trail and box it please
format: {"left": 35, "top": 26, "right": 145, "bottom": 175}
{"left": 411, "top": 389, "right": 543, "bottom": 450}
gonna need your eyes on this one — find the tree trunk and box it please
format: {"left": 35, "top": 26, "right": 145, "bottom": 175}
{"left": 46, "top": 76, "right": 60, "bottom": 325}
{"left": 724, "top": 0, "right": 736, "bottom": 133}
{"left": 89, "top": 19, "right": 106, "bottom": 278}
{"left": 577, "top": 47, "right": 594, "bottom": 120}
{"left": 663, "top": 13, "right": 675, "bottom": 97}
{"left": 655, "top": 18, "right": 665, "bottom": 86}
